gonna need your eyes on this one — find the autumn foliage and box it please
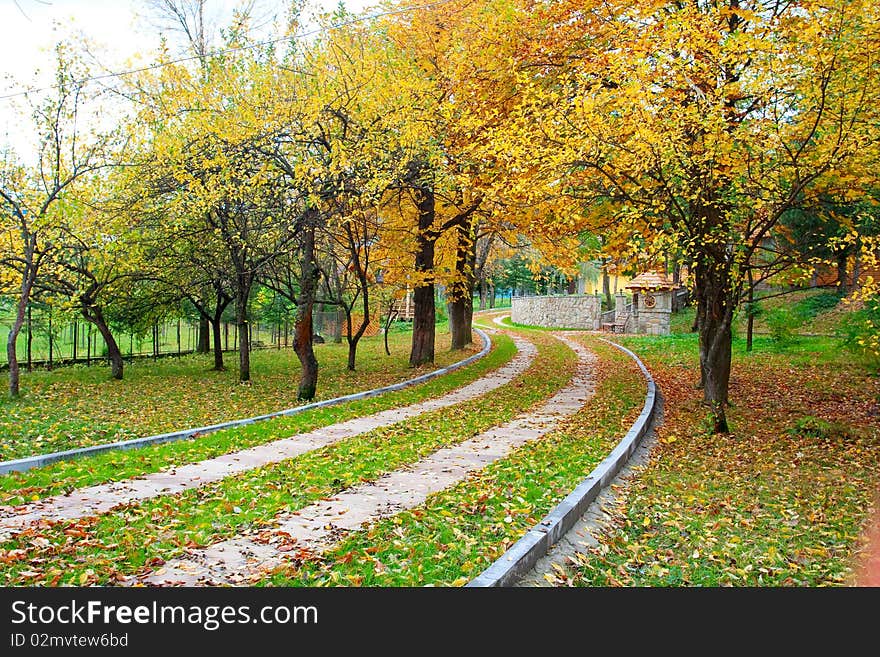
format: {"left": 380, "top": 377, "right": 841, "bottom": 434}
{"left": 0, "top": 0, "right": 878, "bottom": 423}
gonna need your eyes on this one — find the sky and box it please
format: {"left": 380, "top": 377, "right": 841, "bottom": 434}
{"left": 0, "top": 0, "right": 376, "bottom": 156}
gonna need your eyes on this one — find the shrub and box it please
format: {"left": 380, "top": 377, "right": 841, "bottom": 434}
{"left": 838, "top": 294, "right": 880, "bottom": 370}
{"left": 765, "top": 307, "right": 798, "bottom": 347}
{"left": 788, "top": 415, "right": 856, "bottom": 442}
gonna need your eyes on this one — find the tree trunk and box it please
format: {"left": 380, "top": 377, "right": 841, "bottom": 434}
{"left": 448, "top": 216, "right": 475, "bottom": 350}
{"left": 211, "top": 319, "right": 224, "bottom": 371}
{"left": 7, "top": 264, "right": 38, "bottom": 397}
{"left": 345, "top": 304, "right": 370, "bottom": 372}
{"left": 695, "top": 260, "right": 733, "bottom": 433}
{"left": 26, "top": 304, "right": 32, "bottom": 372}
{"left": 410, "top": 186, "right": 437, "bottom": 367}
{"left": 197, "top": 315, "right": 210, "bottom": 353}
{"left": 236, "top": 284, "right": 251, "bottom": 383}
{"left": 294, "top": 223, "right": 319, "bottom": 400}
{"left": 602, "top": 262, "right": 612, "bottom": 309}
{"left": 84, "top": 305, "right": 124, "bottom": 380}
{"left": 344, "top": 237, "right": 371, "bottom": 372}
{"left": 449, "top": 299, "right": 473, "bottom": 349}
{"left": 836, "top": 250, "right": 849, "bottom": 295}
{"left": 479, "top": 278, "right": 488, "bottom": 310}
{"left": 210, "top": 292, "right": 230, "bottom": 371}
{"left": 691, "top": 287, "right": 703, "bottom": 334}
{"left": 6, "top": 307, "right": 25, "bottom": 398}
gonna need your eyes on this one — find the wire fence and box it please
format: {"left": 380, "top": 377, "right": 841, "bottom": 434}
{"left": 0, "top": 309, "right": 361, "bottom": 370}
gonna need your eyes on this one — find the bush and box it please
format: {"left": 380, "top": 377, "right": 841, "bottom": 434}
{"left": 765, "top": 307, "right": 798, "bottom": 347}
{"left": 838, "top": 295, "right": 880, "bottom": 370}
{"left": 788, "top": 415, "right": 855, "bottom": 442}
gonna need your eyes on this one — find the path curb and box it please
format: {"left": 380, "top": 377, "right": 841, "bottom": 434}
{"left": 467, "top": 337, "right": 656, "bottom": 587}
{"left": 0, "top": 329, "right": 492, "bottom": 475}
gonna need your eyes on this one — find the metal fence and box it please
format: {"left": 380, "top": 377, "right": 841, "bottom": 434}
{"left": 0, "top": 304, "right": 391, "bottom": 370}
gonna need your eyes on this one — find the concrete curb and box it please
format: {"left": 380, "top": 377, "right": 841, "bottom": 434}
{"left": 0, "top": 329, "right": 492, "bottom": 475}
{"left": 466, "top": 337, "right": 656, "bottom": 587}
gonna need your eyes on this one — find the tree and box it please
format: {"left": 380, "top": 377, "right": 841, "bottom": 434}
{"left": 501, "top": 0, "right": 880, "bottom": 432}
{"left": 135, "top": 38, "right": 302, "bottom": 384}
{"left": 0, "top": 45, "right": 114, "bottom": 396}
{"left": 39, "top": 175, "right": 141, "bottom": 381}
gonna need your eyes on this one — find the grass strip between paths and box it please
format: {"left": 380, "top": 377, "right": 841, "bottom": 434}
{"left": 257, "top": 336, "right": 645, "bottom": 587}
{"left": 0, "top": 330, "right": 572, "bottom": 586}
{"left": 0, "top": 335, "right": 515, "bottom": 505}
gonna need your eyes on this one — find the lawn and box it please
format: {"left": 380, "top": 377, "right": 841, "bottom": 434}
{"left": 550, "top": 326, "right": 880, "bottom": 586}
{"left": 265, "top": 334, "right": 646, "bottom": 586}
{"left": 0, "top": 328, "right": 590, "bottom": 585}
{"left": 0, "top": 327, "right": 475, "bottom": 462}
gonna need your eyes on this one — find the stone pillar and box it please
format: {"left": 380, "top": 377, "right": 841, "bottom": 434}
{"left": 614, "top": 292, "right": 627, "bottom": 323}
{"left": 638, "top": 289, "right": 673, "bottom": 335}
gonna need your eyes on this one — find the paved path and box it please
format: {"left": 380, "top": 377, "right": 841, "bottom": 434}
{"left": 0, "top": 333, "right": 537, "bottom": 539}
{"left": 135, "top": 333, "right": 596, "bottom": 586}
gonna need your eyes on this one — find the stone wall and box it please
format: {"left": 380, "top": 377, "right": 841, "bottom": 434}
{"left": 511, "top": 295, "right": 602, "bottom": 330}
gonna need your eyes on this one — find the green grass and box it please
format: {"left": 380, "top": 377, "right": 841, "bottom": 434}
{"left": 262, "top": 337, "right": 645, "bottom": 586}
{"left": 555, "top": 325, "right": 880, "bottom": 587}
{"left": 0, "top": 328, "right": 474, "bottom": 462}
{"left": 618, "top": 331, "right": 854, "bottom": 369}
{"left": 0, "top": 329, "right": 581, "bottom": 586}
{"left": 670, "top": 287, "right": 849, "bottom": 339}
{"left": 0, "top": 333, "right": 515, "bottom": 505}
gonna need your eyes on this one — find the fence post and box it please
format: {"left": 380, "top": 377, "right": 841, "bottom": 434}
{"left": 47, "top": 309, "right": 53, "bottom": 371}
{"left": 26, "top": 303, "right": 32, "bottom": 372}
{"left": 177, "top": 319, "right": 181, "bottom": 357}
{"left": 86, "top": 323, "right": 92, "bottom": 366}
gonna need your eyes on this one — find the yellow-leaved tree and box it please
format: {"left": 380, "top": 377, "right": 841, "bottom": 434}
{"left": 495, "top": 0, "right": 880, "bottom": 432}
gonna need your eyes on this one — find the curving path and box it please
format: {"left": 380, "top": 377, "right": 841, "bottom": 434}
{"left": 134, "top": 333, "right": 597, "bottom": 586}
{"left": 0, "top": 332, "right": 537, "bottom": 539}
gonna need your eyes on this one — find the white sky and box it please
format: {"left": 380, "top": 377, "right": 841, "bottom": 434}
{"left": 0, "top": 0, "right": 376, "bottom": 157}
